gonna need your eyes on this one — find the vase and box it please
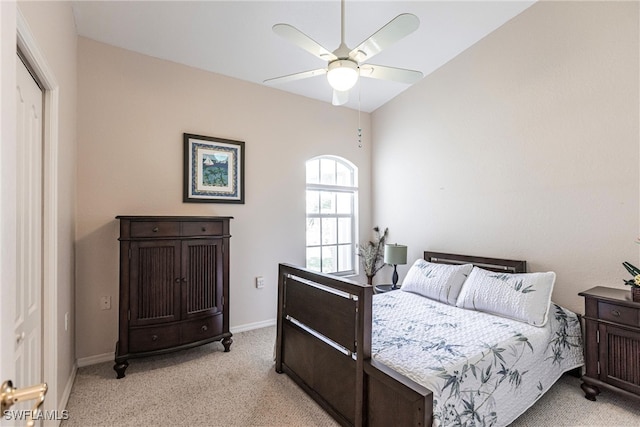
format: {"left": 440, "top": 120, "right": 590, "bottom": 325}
{"left": 633, "top": 287, "right": 640, "bottom": 303}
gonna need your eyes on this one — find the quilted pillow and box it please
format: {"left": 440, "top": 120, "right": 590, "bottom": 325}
{"left": 400, "top": 259, "right": 473, "bottom": 305}
{"left": 455, "top": 266, "right": 555, "bottom": 326}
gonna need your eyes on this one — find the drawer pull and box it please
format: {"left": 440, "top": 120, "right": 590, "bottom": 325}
{"left": 201, "top": 325, "right": 208, "bottom": 332}
{"left": 201, "top": 227, "right": 206, "bottom": 232}
{"left": 151, "top": 335, "right": 158, "bottom": 341}
{"left": 611, "top": 309, "right": 621, "bottom": 317}
{"left": 152, "top": 227, "right": 159, "bottom": 232}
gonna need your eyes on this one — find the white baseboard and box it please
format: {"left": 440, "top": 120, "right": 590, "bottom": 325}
{"left": 59, "top": 362, "right": 77, "bottom": 410}
{"left": 230, "top": 318, "right": 276, "bottom": 334}
{"left": 77, "top": 352, "right": 113, "bottom": 367}
{"left": 76, "top": 319, "right": 276, "bottom": 367}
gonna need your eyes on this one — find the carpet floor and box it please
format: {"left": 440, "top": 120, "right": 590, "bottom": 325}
{"left": 62, "top": 326, "right": 639, "bottom": 426}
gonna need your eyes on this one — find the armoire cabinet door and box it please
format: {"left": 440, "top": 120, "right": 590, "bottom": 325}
{"left": 129, "top": 240, "right": 182, "bottom": 326}
{"left": 181, "top": 238, "right": 223, "bottom": 320}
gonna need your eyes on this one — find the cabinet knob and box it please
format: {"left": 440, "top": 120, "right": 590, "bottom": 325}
{"left": 175, "top": 278, "right": 181, "bottom": 283}
{"left": 201, "top": 325, "right": 208, "bottom": 332}
{"left": 151, "top": 335, "right": 158, "bottom": 341}
{"left": 181, "top": 278, "right": 187, "bottom": 282}
{"left": 152, "top": 227, "right": 159, "bottom": 232}
{"left": 611, "top": 309, "right": 621, "bottom": 317}
{"left": 201, "top": 227, "right": 206, "bottom": 232}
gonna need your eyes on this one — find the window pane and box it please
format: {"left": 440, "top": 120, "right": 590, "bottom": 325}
{"left": 306, "top": 190, "right": 320, "bottom": 214}
{"left": 337, "top": 218, "right": 351, "bottom": 244}
{"left": 320, "top": 158, "right": 336, "bottom": 185}
{"left": 338, "top": 244, "right": 353, "bottom": 271}
{"left": 336, "top": 192, "right": 352, "bottom": 214}
{"left": 306, "top": 159, "right": 319, "bottom": 184}
{"left": 320, "top": 191, "right": 335, "bottom": 214}
{"left": 306, "top": 218, "right": 320, "bottom": 246}
{"left": 322, "top": 218, "right": 337, "bottom": 245}
{"left": 306, "top": 247, "right": 321, "bottom": 272}
{"left": 336, "top": 162, "right": 352, "bottom": 186}
{"left": 322, "top": 246, "right": 337, "bottom": 273}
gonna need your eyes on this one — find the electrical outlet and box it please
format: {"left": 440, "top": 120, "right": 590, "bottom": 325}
{"left": 256, "top": 276, "right": 265, "bottom": 289}
{"left": 100, "top": 296, "right": 111, "bottom": 310}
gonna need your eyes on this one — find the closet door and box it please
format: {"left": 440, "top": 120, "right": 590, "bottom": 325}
{"left": 129, "top": 240, "right": 182, "bottom": 326}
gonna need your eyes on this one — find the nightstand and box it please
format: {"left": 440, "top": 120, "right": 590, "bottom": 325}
{"left": 375, "top": 284, "right": 397, "bottom": 294}
{"left": 578, "top": 286, "right": 640, "bottom": 402}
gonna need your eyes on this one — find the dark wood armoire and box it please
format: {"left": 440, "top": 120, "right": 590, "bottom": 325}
{"left": 113, "top": 216, "right": 232, "bottom": 378}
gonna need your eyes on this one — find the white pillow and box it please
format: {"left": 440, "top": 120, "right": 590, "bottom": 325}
{"left": 400, "top": 259, "right": 473, "bottom": 305}
{"left": 455, "top": 267, "right": 555, "bottom": 327}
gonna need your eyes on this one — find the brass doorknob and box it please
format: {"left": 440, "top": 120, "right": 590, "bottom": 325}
{"left": 1, "top": 380, "right": 48, "bottom": 427}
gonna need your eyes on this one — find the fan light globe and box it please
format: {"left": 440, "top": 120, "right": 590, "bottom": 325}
{"left": 327, "top": 60, "right": 359, "bottom": 92}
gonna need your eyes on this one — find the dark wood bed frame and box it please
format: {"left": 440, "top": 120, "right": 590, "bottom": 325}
{"left": 275, "top": 251, "right": 527, "bottom": 427}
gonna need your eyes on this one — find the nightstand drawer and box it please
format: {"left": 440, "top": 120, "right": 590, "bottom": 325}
{"left": 598, "top": 302, "right": 640, "bottom": 327}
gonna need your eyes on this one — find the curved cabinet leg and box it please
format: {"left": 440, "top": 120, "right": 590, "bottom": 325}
{"left": 114, "top": 360, "right": 129, "bottom": 379}
{"left": 222, "top": 336, "right": 233, "bottom": 352}
{"left": 581, "top": 380, "right": 600, "bottom": 401}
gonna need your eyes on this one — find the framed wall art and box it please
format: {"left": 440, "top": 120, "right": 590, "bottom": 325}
{"left": 183, "top": 133, "right": 245, "bottom": 203}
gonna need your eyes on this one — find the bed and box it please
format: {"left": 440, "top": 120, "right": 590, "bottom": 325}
{"left": 275, "top": 251, "right": 583, "bottom": 426}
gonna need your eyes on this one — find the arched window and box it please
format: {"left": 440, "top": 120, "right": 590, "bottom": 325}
{"left": 305, "top": 156, "right": 358, "bottom": 275}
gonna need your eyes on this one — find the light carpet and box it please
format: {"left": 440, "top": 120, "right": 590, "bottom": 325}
{"left": 62, "top": 326, "right": 639, "bottom": 426}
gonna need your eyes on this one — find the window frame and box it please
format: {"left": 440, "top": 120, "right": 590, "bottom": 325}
{"left": 305, "top": 156, "right": 358, "bottom": 276}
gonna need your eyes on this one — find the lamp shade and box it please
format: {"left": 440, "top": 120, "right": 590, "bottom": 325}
{"left": 326, "top": 60, "right": 359, "bottom": 91}
{"left": 384, "top": 244, "right": 407, "bottom": 265}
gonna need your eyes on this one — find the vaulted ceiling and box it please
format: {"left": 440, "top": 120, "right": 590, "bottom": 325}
{"left": 72, "top": 1, "right": 536, "bottom": 112}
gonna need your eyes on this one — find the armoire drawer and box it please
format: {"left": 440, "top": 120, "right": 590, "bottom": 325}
{"left": 181, "top": 221, "right": 223, "bottom": 237}
{"left": 180, "top": 315, "right": 223, "bottom": 344}
{"left": 130, "top": 221, "right": 181, "bottom": 238}
{"left": 129, "top": 324, "right": 181, "bottom": 352}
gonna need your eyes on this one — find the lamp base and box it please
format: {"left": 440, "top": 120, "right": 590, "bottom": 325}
{"left": 391, "top": 264, "right": 399, "bottom": 290}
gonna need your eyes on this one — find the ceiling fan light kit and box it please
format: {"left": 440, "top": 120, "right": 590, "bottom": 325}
{"left": 327, "top": 60, "right": 359, "bottom": 91}
{"left": 264, "top": 0, "right": 423, "bottom": 107}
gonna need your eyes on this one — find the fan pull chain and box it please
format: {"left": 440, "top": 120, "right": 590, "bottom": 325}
{"left": 358, "top": 79, "right": 362, "bottom": 148}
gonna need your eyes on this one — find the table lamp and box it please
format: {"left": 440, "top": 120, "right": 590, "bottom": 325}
{"left": 384, "top": 244, "right": 407, "bottom": 290}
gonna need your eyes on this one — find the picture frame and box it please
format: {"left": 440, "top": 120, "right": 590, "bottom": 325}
{"left": 183, "top": 133, "right": 245, "bottom": 203}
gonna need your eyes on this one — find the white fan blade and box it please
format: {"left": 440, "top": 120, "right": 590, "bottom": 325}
{"left": 349, "top": 14, "right": 419, "bottom": 63}
{"left": 264, "top": 68, "right": 327, "bottom": 85}
{"left": 273, "top": 24, "right": 337, "bottom": 61}
{"left": 360, "top": 64, "right": 423, "bottom": 84}
{"left": 332, "top": 90, "right": 349, "bottom": 106}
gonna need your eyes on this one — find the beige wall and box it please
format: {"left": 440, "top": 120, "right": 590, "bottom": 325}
{"left": 372, "top": 0, "right": 639, "bottom": 314}
{"left": 75, "top": 38, "right": 372, "bottom": 359}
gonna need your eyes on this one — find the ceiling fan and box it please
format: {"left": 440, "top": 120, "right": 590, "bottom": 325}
{"left": 264, "top": 0, "right": 424, "bottom": 106}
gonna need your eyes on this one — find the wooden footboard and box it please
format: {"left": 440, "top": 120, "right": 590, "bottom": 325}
{"left": 276, "top": 264, "right": 432, "bottom": 427}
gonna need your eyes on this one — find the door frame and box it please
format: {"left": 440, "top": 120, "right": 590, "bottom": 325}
{"left": 16, "top": 9, "right": 60, "bottom": 416}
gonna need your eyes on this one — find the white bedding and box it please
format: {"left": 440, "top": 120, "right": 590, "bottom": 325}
{"left": 372, "top": 290, "right": 584, "bottom": 427}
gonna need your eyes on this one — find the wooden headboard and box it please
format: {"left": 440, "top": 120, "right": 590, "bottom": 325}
{"left": 424, "top": 251, "right": 527, "bottom": 273}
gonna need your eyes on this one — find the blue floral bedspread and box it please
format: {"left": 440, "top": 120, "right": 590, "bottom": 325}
{"left": 372, "top": 290, "right": 583, "bottom": 427}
